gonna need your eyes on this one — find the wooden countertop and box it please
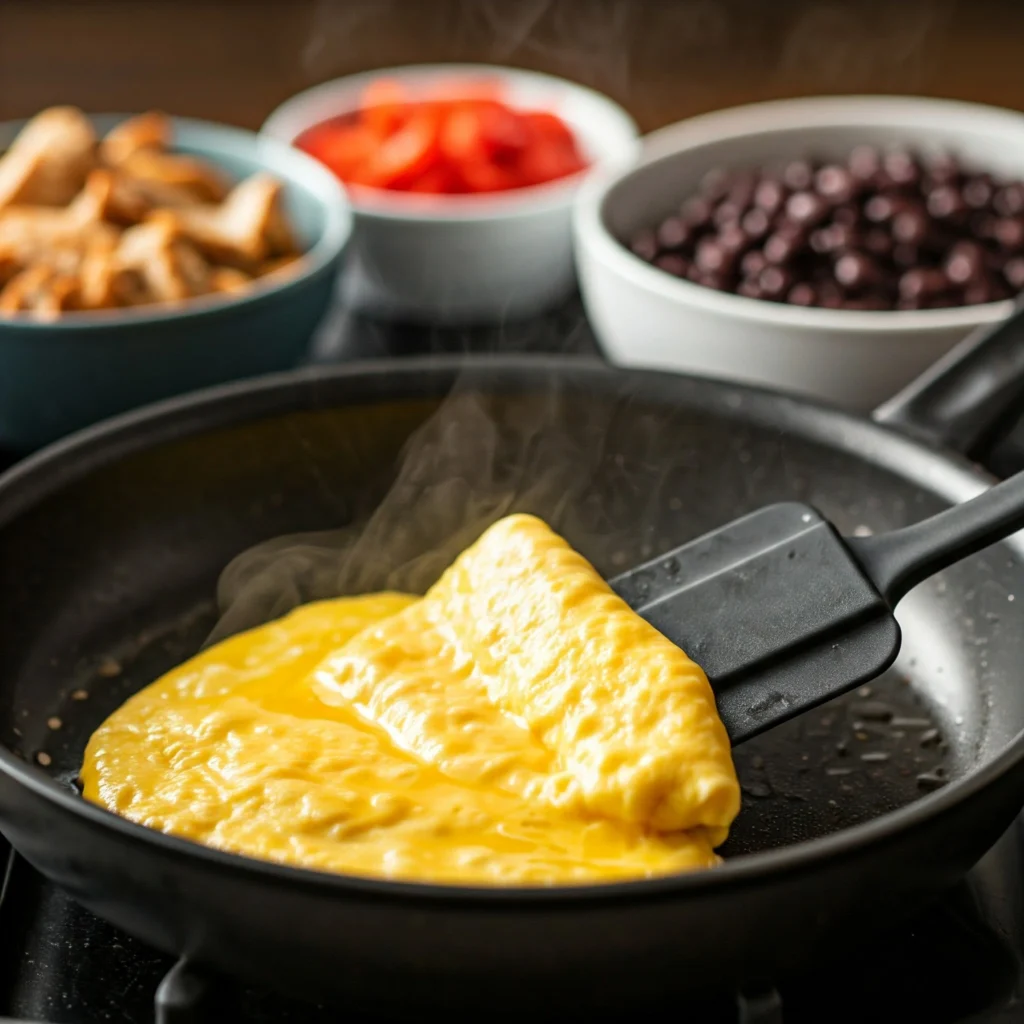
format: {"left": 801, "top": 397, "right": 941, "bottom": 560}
{"left": 0, "top": 0, "right": 1022, "bottom": 131}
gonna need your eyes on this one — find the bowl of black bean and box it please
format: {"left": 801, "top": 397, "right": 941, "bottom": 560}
{"left": 574, "top": 96, "right": 1024, "bottom": 409}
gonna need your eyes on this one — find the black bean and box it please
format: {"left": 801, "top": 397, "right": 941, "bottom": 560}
{"left": 1004, "top": 256, "right": 1024, "bottom": 290}
{"left": 863, "top": 228, "right": 893, "bottom": 258}
{"left": 964, "top": 279, "right": 1009, "bottom": 305}
{"left": 815, "top": 164, "right": 856, "bottom": 204}
{"left": 927, "top": 185, "right": 967, "bottom": 220}
{"left": 787, "top": 282, "right": 816, "bottom": 306}
{"left": 759, "top": 265, "right": 793, "bottom": 299}
{"left": 832, "top": 203, "right": 862, "bottom": 227}
{"left": 865, "top": 194, "right": 898, "bottom": 224}
{"left": 994, "top": 183, "right": 1024, "bottom": 217}
{"left": 719, "top": 223, "right": 750, "bottom": 254}
{"left": 782, "top": 160, "right": 814, "bottom": 190}
{"left": 945, "top": 241, "right": 986, "bottom": 285}
{"left": 835, "top": 252, "right": 881, "bottom": 291}
{"left": 848, "top": 145, "right": 881, "bottom": 181}
{"left": 786, "top": 190, "right": 831, "bottom": 226}
{"left": 714, "top": 200, "right": 745, "bottom": 227}
{"left": 892, "top": 243, "right": 921, "bottom": 269}
{"left": 689, "top": 268, "right": 728, "bottom": 290}
{"left": 925, "top": 154, "right": 962, "bottom": 187}
{"left": 763, "top": 230, "right": 803, "bottom": 264}
{"left": 810, "top": 227, "right": 839, "bottom": 254}
{"left": 695, "top": 238, "right": 736, "bottom": 275}
{"left": 883, "top": 150, "right": 922, "bottom": 190}
{"left": 963, "top": 175, "right": 995, "bottom": 209}
{"left": 817, "top": 280, "right": 844, "bottom": 308}
{"left": 630, "top": 229, "right": 658, "bottom": 261}
{"left": 740, "top": 249, "right": 768, "bottom": 279}
{"left": 892, "top": 207, "right": 930, "bottom": 245}
{"left": 741, "top": 206, "right": 771, "bottom": 240}
{"left": 681, "top": 196, "right": 714, "bottom": 227}
{"left": 654, "top": 253, "right": 689, "bottom": 277}
{"left": 994, "top": 218, "right": 1024, "bottom": 250}
{"left": 899, "top": 267, "right": 948, "bottom": 301}
{"left": 656, "top": 216, "right": 690, "bottom": 250}
{"left": 754, "top": 178, "right": 787, "bottom": 214}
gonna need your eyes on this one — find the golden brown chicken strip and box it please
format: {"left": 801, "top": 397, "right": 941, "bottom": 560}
{"left": 100, "top": 111, "right": 172, "bottom": 166}
{"left": 157, "top": 173, "right": 294, "bottom": 267}
{"left": 83, "top": 168, "right": 152, "bottom": 226}
{"left": 0, "top": 107, "right": 97, "bottom": 210}
{"left": 122, "top": 148, "right": 229, "bottom": 204}
{"left": 0, "top": 264, "right": 55, "bottom": 314}
{"left": 0, "top": 181, "right": 119, "bottom": 270}
{"left": 34, "top": 273, "right": 83, "bottom": 319}
{"left": 0, "top": 253, "right": 19, "bottom": 287}
{"left": 209, "top": 267, "right": 253, "bottom": 294}
{"left": 116, "top": 219, "right": 211, "bottom": 303}
{"left": 77, "top": 233, "right": 148, "bottom": 310}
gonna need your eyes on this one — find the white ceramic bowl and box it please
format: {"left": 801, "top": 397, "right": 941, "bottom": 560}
{"left": 263, "top": 64, "right": 639, "bottom": 324}
{"left": 575, "top": 96, "right": 1024, "bottom": 411}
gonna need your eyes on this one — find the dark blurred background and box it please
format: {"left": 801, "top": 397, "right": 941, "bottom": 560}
{"left": 0, "top": 0, "right": 1021, "bottom": 131}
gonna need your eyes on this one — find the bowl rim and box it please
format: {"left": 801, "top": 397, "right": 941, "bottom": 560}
{"left": 0, "top": 113, "right": 353, "bottom": 332}
{"left": 575, "top": 93, "right": 1024, "bottom": 335}
{"left": 260, "top": 62, "right": 641, "bottom": 224}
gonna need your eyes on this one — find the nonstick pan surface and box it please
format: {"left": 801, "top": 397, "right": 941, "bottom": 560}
{"left": 2, "top": 354, "right": 1024, "bottom": 1017}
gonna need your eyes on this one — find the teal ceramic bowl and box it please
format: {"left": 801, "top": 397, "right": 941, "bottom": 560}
{"left": 0, "top": 114, "right": 352, "bottom": 451}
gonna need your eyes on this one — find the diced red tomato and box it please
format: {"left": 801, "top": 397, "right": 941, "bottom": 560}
{"left": 360, "top": 79, "right": 409, "bottom": 137}
{"left": 356, "top": 105, "right": 441, "bottom": 189}
{"left": 405, "top": 165, "right": 462, "bottom": 193}
{"left": 293, "top": 76, "right": 589, "bottom": 196}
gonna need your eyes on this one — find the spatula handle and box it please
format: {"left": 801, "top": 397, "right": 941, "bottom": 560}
{"left": 847, "top": 470, "right": 1024, "bottom": 604}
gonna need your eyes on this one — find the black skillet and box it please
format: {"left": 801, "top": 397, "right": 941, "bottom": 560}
{"left": 2, "top": 308, "right": 1024, "bottom": 1018}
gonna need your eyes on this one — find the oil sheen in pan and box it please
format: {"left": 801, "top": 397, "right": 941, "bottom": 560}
{"left": 22, "top": 587, "right": 949, "bottom": 868}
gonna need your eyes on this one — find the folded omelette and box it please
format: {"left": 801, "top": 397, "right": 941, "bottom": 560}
{"left": 82, "top": 514, "right": 740, "bottom": 884}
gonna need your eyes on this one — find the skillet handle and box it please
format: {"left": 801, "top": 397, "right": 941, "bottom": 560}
{"left": 873, "top": 295, "right": 1024, "bottom": 458}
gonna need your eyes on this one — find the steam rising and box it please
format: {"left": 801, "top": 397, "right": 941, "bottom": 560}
{"left": 300, "top": 0, "right": 953, "bottom": 106}
{"left": 208, "top": 375, "right": 679, "bottom": 646}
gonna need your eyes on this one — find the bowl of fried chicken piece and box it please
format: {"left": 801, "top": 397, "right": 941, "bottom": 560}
{"left": 0, "top": 106, "right": 351, "bottom": 450}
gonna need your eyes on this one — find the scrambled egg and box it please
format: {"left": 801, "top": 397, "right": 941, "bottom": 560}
{"left": 82, "top": 515, "right": 740, "bottom": 885}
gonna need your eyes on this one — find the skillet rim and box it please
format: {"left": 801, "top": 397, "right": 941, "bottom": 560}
{"left": 0, "top": 352, "right": 1020, "bottom": 907}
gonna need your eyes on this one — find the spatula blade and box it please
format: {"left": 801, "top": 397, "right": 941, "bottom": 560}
{"left": 609, "top": 503, "right": 902, "bottom": 743}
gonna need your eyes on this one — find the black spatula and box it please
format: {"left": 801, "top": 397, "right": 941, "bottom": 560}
{"left": 610, "top": 297, "right": 1024, "bottom": 744}
{"left": 609, "top": 476, "right": 1024, "bottom": 744}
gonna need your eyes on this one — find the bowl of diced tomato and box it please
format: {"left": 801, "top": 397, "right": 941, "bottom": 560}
{"left": 261, "top": 65, "right": 639, "bottom": 323}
